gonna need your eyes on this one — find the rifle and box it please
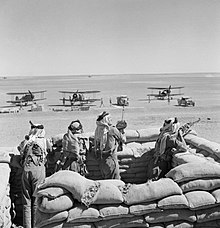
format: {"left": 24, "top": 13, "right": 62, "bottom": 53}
{"left": 179, "top": 118, "right": 201, "bottom": 136}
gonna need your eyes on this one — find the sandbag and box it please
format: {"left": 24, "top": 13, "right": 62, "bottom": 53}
{"left": 180, "top": 178, "right": 220, "bottom": 193}
{"left": 121, "top": 178, "right": 182, "bottom": 205}
{"left": 37, "top": 193, "right": 74, "bottom": 213}
{"left": 129, "top": 202, "right": 160, "bottom": 215}
{"left": 0, "top": 164, "right": 11, "bottom": 204}
{"left": 35, "top": 186, "right": 69, "bottom": 199}
{"left": 67, "top": 203, "right": 100, "bottom": 223}
{"left": 173, "top": 151, "right": 213, "bottom": 166}
{"left": 158, "top": 194, "right": 189, "bottom": 209}
{"left": 165, "top": 221, "right": 194, "bottom": 228}
{"left": 166, "top": 162, "right": 220, "bottom": 183}
{"left": 95, "top": 216, "right": 149, "bottom": 228}
{"left": 37, "top": 170, "right": 94, "bottom": 202}
{"left": 82, "top": 181, "right": 124, "bottom": 206}
{"left": 144, "top": 209, "right": 196, "bottom": 223}
{"left": 185, "top": 191, "right": 216, "bottom": 210}
{"left": 211, "top": 189, "right": 220, "bottom": 203}
{"left": 35, "top": 209, "right": 68, "bottom": 228}
{"left": 196, "top": 206, "right": 220, "bottom": 223}
{"left": 184, "top": 134, "right": 220, "bottom": 158}
{"left": 194, "top": 219, "right": 220, "bottom": 227}
{"left": 99, "top": 204, "right": 130, "bottom": 220}
{"left": 63, "top": 223, "right": 95, "bottom": 228}
{"left": 98, "top": 179, "right": 125, "bottom": 187}
{"left": 40, "top": 221, "right": 64, "bottom": 228}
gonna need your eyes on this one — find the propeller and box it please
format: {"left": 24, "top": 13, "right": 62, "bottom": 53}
{"left": 28, "top": 90, "right": 34, "bottom": 99}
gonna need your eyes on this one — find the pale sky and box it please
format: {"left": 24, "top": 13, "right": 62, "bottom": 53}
{"left": 0, "top": 0, "right": 220, "bottom": 76}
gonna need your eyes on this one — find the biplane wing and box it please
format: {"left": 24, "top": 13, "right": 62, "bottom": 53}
{"left": 59, "top": 90, "right": 100, "bottom": 94}
{"left": 148, "top": 86, "right": 184, "bottom": 90}
{"left": 48, "top": 104, "right": 96, "bottom": 107}
{"left": 60, "top": 98, "right": 100, "bottom": 103}
{"left": 147, "top": 92, "right": 184, "bottom": 97}
{"left": 6, "top": 90, "right": 47, "bottom": 95}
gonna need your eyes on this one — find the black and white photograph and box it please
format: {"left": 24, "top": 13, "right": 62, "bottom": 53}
{"left": 0, "top": 1, "right": 220, "bottom": 228}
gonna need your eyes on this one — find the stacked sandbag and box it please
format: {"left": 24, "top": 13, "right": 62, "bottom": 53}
{"left": 166, "top": 162, "right": 220, "bottom": 227}
{"left": 172, "top": 150, "right": 217, "bottom": 167}
{"left": 35, "top": 171, "right": 189, "bottom": 228}
{"left": 0, "top": 150, "right": 12, "bottom": 228}
{"left": 184, "top": 134, "right": 220, "bottom": 162}
{"left": 9, "top": 154, "right": 23, "bottom": 226}
{"left": 86, "top": 142, "right": 155, "bottom": 183}
{"left": 118, "top": 142, "right": 155, "bottom": 183}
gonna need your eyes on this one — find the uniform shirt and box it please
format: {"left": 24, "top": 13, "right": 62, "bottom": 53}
{"left": 102, "top": 126, "right": 126, "bottom": 154}
{"left": 155, "top": 133, "right": 187, "bottom": 160}
{"left": 62, "top": 130, "right": 85, "bottom": 160}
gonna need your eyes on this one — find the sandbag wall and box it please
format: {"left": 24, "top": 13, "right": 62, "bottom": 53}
{"left": 0, "top": 150, "right": 12, "bottom": 228}
{"left": 34, "top": 159, "right": 220, "bottom": 228}
{"left": 184, "top": 134, "right": 220, "bottom": 163}
{"left": 9, "top": 154, "right": 23, "bottom": 226}
{"left": 86, "top": 141, "right": 155, "bottom": 184}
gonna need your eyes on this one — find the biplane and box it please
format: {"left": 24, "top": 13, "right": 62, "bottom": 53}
{"left": 146, "top": 85, "right": 184, "bottom": 103}
{"left": 6, "top": 90, "right": 47, "bottom": 107}
{"left": 49, "top": 90, "right": 101, "bottom": 111}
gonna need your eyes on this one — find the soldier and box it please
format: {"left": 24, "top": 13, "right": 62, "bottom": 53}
{"left": 147, "top": 117, "right": 187, "bottom": 181}
{"left": 57, "top": 120, "right": 88, "bottom": 176}
{"left": 94, "top": 111, "right": 126, "bottom": 179}
{"left": 19, "top": 122, "right": 51, "bottom": 228}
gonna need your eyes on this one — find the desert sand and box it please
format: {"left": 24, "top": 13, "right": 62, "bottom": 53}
{"left": 0, "top": 73, "right": 220, "bottom": 147}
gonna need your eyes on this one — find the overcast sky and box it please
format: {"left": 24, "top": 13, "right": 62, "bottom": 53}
{"left": 0, "top": 0, "right": 220, "bottom": 76}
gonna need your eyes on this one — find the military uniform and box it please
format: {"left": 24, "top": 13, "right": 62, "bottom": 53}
{"left": 94, "top": 111, "right": 126, "bottom": 180}
{"left": 19, "top": 123, "right": 50, "bottom": 228}
{"left": 58, "top": 120, "right": 88, "bottom": 176}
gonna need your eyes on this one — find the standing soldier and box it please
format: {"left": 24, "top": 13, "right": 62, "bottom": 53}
{"left": 94, "top": 111, "right": 126, "bottom": 179}
{"left": 18, "top": 121, "right": 51, "bottom": 228}
{"left": 56, "top": 120, "right": 88, "bottom": 176}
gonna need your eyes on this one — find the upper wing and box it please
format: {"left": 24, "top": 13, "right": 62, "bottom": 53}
{"left": 148, "top": 86, "right": 184, "bottom": 90}
{"left": 7, "top": 90, "right": 47, "bottom": 95}
{"left": 59, "top": 90, "right": 100, "bottom": 94}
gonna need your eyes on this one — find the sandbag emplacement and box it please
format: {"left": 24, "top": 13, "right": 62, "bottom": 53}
{"left": 32, "top": 131, "right": 220, "bottom": 228}
{"left": 0, "top": 151, "right": 11, "bottom": 228}
{"left": 166, "top": 162, "right": 220, "bottom": 183}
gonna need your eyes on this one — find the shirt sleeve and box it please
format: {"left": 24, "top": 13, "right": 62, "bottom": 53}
{"left": 166, "top": 135, "right": 187, "bottom": 152}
